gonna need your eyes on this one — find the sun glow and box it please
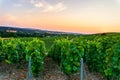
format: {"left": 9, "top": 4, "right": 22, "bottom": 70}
{"left": 0, "top": 0, "right": 120, "bottom": 33}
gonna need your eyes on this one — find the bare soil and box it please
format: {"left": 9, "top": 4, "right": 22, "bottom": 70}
{"left": 0, "top": 58, "right": 106, "bottom": 80}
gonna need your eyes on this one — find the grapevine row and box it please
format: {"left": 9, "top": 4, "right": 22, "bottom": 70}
{"left": 0, "top": 38, "right": 46, "bottom": 76}
{"left": 0, "top": 35, "right": 119, "bottom": 80}
{"left": 48, "top": 36, "right": 120, "bottom": 80}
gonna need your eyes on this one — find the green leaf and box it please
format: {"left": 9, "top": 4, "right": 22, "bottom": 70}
{"left": 5, "top": 60, "right": 11, "bottom": 64}
{"left": 73, "top": 66, "right": 78, "bottom": 71}
{"left": 26, "top": 54, "right": 30, "bottom": 61}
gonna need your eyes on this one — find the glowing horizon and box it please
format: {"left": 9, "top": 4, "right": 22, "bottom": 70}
{"left": 0, "top": 0, "right": 120, "bottom": 33}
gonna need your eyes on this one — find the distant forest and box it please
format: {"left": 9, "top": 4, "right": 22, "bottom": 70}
{"left": 0, "top": 31, "right": 59, "bottom": 37}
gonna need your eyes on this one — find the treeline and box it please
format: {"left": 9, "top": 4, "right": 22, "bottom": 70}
{"left": 0, "top": 31, "right": 66, "bottom": 37}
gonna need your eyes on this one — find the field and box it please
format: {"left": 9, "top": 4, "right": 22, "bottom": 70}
{"left": 0, "top": 33, "right": 120, "bottom": 80}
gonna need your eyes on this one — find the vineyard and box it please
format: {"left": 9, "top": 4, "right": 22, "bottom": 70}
{"left": 0, "top": 33, "right": 120, "bottom": 80}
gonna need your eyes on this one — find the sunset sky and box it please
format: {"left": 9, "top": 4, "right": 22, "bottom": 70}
{"left": 0, "top": 0, "right": 120, "bottom": 33}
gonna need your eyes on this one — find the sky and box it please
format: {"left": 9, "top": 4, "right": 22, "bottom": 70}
{"left": 0, "top": 0, "right": 120, "bottom": 33}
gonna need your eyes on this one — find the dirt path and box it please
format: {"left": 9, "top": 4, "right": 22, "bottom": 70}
{"left": 0, "top": 58, "right": 106, "bottom": 80}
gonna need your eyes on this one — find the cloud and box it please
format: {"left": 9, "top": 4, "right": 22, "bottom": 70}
{"left": 2, "top": 14, "right": 17, "bottom": 21}
{"left": 43, "top": 2, "right": 66, "bottom": 12}
{"left": 30, "top": 0, "right": 35, "bottom": 4}
{"left": 0, "top": 14, "right": 18, "bottom": 26}
{"left": 35, "top": 2, "right": 44, "bottom": 8}
{"left": 30, "top": 0, "right": 67, "bottom": 13}
{"left": 115, "top": 0, "right": 120, "bottom": 5}
{"left": 116, "top": 0, "right": 120, "bottom": 3}
{"left": 13, "top": 3, "right": 22, "bottom": 7}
